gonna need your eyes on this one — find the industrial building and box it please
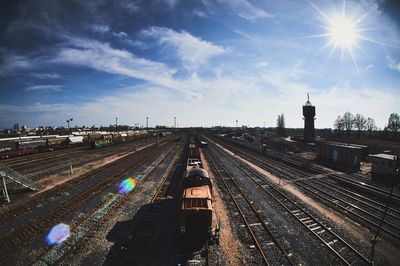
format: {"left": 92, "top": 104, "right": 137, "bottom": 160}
{"left": 370, "top": 153, "right": 399, "bottom": 181}
{"left": 303, "top": 93, "right": 315, "bottom": 142}
{"left": 317, "top": 141, "right": 367, "bottom": 172}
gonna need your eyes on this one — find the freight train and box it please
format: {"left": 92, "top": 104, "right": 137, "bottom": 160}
{"left": 88, "top": 130, "right": 149, "bottom": 149}
{"left": 179, "top": 138, "right": 219, "bottom": 242}
{"left": 0, "top": 136, "right": 84, "bottom": 159}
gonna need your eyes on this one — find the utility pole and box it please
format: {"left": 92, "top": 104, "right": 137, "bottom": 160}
{"left": 174, "top": 117, "right": 176, "bottom": 128}
{"left": 146, "top": 117, "right": 148, "bottom": 129}
{"left": 115, "top": 117, "right": 118, "bottom": 132}
{"left": 235, "top": 119, "right": 238, "bottom": 156}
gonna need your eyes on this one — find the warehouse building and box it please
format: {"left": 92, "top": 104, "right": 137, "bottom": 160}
{"left": 317, "top": 141, "right": 367, "bottom": 172}
{"left": 370, "top": 154, "right": 399, "bottom": 182}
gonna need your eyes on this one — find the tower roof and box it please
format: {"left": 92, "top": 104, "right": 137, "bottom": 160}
{"left": 305, "top": 93, "right": 313, "bottom": 106}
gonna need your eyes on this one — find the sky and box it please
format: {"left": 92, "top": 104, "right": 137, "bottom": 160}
{"left": 0, "top": 0, "right": 399, "bottom": 129}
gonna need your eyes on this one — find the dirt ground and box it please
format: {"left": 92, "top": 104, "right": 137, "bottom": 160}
{"left": 199, "top": 148, "right": 243, "bottom": 266}
{"left": 212, "top": 141, "right": 400, "bottom": 265}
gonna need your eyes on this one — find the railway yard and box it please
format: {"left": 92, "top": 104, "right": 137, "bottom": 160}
{"left": 0, "top": 132, "right": 399, "bottom": 265}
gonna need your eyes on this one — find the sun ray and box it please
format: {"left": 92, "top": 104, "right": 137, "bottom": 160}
{"left": 301, "top": 1, "right": 398, "bottom": 74}
{"left": 358, "top": 36, "right": 400, "bottom": 50}
{"left": 349, "top": 47, "right": 361, "bottom": 78}
{"left": 308, "top": 0, "right": 332, "bottom": 24}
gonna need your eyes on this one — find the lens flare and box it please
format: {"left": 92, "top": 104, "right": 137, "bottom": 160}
{"left": 118, "top": 177, "right": 137, "bottom": 194}
{"left": 45, "top": 223, "right": 70, "bottom": 246}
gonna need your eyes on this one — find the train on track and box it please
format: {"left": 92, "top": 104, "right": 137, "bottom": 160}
{"left": 0, "top": 130, "right": 167, "bottom": 159}
{"left": 88, "top": 131, "right": 148, "bottom": 149}
{"left": 0, "top": 136, "right": 84, "bottom": 159}
{"left": 179, "top": 138, "right": 219, "bottom": 242}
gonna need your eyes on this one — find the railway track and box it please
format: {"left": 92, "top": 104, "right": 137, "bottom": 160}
{"left": 0, "top": 140, "right": 169, "bottom": 226}
{"left": 206, "top": 148, "right": 297, "bottom": 266}
{"left": 0, "top": 141, "right": 172, "bottom": 262}
{"left": 5, "top": 137, "right": 158, "bottom": 180}
{"left": 211, "top": 136, "right": 400, "bottom": 241}
{"left": 224, "top": 137, "right": 400, "bottom": 203}
{"left": 106, "top": 139, "right": 186, "bottom": 265}
{"left": 2, "top": 146, "right": 86, "bottom": 168}
{"left": 31, "top": 140, "right": 184, "bottom": 265}
{"left": 208, "top": 143, "right": 371, "bottom": 265}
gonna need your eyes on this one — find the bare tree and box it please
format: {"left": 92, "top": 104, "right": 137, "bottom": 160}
{"left": 276, "top": 113, "right": 285, "bottom": 136}
{"left": 353, "top": 113, "right": 367, "bottom": 137}
{"left": 343, "top": 111, "right": 353, "bottom": 136}
{"left": 388, "top": 113, "right": 400, "bottom": 140}
{"left": 366, "top": 117, "right": 377, "bottom": 136}
{"left": 334, "top": 115, "right": 344, "bottom": 136}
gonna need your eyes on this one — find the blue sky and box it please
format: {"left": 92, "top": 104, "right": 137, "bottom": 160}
{"left": 0, "top": 0, "right": 399, "bottom": 129}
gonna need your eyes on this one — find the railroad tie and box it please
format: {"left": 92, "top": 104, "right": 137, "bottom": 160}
{"left": 327, "top": 239, "right": 338, "bottom": 246}
{"left": 248, "top": 222, "right": 262, "bottom": 227}
{"left": 311, "top": 226, "right": 321, "bottom": 231}
{"left": 307, "top": 223, "right": 318, "bottom": 228}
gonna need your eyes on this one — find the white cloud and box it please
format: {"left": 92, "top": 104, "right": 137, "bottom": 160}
{"left": 193, "top": 9, "right": 207, "bottom": 18}
{"left": 142, "top": 27, "right": 226, "bottom": 71}
{"left": 24, "top": 85, "right": 62, "bottom": 92}
{"left": 119, "top": 0, "right": 139, "bottom": 12}
{"left": 54, "top": 38, "right": 176, "bottom": 79}
{"left": 31, "top": 72, "right": 60, "bottom": 79}
{"left": 90, "top": 24, "right": 110, "bottom": 34}
{"left": 0, "top": 54, "right": 31, "bottom": 76}
{"left": 3, "top": 72, "right": 399, "bottom": 129}
{"left": 216, "top": 0, "right": 273, "bottom": 20}
{"left": 112, "top": 31, "right": 128, "bottom": 38}
{"left": 386, "top": 55, "right": 400, "bottom": 71}
{"left": 52, "top": 38, "right": 207, "bottom": 97}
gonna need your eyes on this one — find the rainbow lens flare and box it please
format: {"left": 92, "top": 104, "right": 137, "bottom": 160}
{"left": 45, "top": 223, "right": 70, "bottom": 246}
{"left": 118, "top": 177, "right": 137, "bottom": 194}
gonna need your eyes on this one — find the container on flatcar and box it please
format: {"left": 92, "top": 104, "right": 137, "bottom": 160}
{"left": 68, "top": 136, "right": 84, "bottom": 144}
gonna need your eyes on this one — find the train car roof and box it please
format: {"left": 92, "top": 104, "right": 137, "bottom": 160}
{"left": 187, "top": 167, "right": 209, "bottom": 178}
{"left": 370, "top": 154, "right": 397, "bottom": 161}
{"left": 183, "top": 185, "right": 211, "bottom": 199}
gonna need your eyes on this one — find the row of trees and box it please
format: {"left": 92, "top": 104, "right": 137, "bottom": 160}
{"left": 334, "top": 112, "right": 400, "bottom": 139}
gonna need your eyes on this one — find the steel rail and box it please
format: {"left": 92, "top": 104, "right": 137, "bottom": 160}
{"left": 0, "top": 142, "right": 171, "bottom": 261}
{"left": 212, "top": 143, "right": 371, "bottom": 265}
{"left": 207, "top": 148, "right": 297, "bottom": 266}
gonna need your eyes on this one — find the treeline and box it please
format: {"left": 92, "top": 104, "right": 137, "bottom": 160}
{"left": 334, "top": 112, "right": 400, "bottom": 140}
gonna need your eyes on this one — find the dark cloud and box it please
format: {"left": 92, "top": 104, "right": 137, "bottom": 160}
{"left": 0, "top": 0, "right": 23, "bottom": 34}
{"left": 378, "top": 0, "right": 400, "bottom": 29}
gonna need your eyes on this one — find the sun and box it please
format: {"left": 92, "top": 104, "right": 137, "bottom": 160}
{"left": 328, "top": 15, "right": 359, "bottom": 48}
{"left": 307, "top": 0, "right": 371, "bottom": 73}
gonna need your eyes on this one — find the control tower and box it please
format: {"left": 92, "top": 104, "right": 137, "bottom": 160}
{"left": 303, "top": 93, "right": 315, "bottom": 142}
